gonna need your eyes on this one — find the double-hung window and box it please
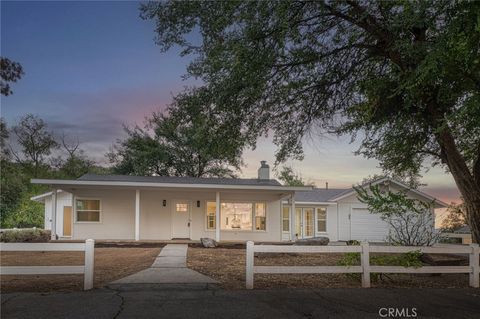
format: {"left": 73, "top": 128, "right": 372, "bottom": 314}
{"left": 255, "top": 203, "right": 266, "bottom": 231}
{"left": 76, "top": 199, "right": 101, "bottom": 222}
{"left": 317, "top": 208, "right": 327, "bottom": 232}
{"left": 206, "top": 202, "right": 216, "bottom": 230}
{"left": 282, "top": 206, "right": 290, "bottom": 232}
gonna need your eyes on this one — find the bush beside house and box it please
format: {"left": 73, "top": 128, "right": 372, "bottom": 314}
{"left": 0, "top": 228, "right": 51, "bottom": 242}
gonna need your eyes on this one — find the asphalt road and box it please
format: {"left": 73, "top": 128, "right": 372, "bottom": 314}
{"left": 1, "top": 284, "right": 479, "bottom": 319}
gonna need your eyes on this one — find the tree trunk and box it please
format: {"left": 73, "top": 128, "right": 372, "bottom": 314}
{"left": 434, "top": 123, "right": 480, "bottom": 244}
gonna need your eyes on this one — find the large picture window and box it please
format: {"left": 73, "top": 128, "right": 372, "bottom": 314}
{"left": 76, "top": 199, "right": 101, "bottom": 222}
{"left": 317, "top": 208, "right": 327, "bottom": 232}
{"left": 206, "top": 201, "right": 266, "bottom": 231}
{"left": 222, "top": 203, "right": 252, "bottom": 230}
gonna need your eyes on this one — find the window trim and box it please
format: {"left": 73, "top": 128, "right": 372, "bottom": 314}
{"left": 316, "top": 207, "right": 327, "bottom": 233}
{"left": 204, "top": 200, "right": 267, "bottom": 232}
{"left": 74, "top": 197, "right": 102, "bottom": 224}
{"left": 205, "top": 201, "right": 216, "bottom": 232}
{"left": 282, "top": 206, "right": 290, "bottom": 233}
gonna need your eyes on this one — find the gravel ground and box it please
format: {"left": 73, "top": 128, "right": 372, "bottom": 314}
{"left": 187, "top": 247, "right": 470, "bottom": 289}
{"left": 1, "top": 247, "right": 161, "bottom": 292}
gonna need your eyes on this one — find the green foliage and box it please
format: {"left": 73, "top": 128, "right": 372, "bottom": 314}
{"left": 109, "top": 92, "right": 245, "bottom": 177}
{"left": 337, "top": 246, "right": 423, "bottom": 282}
{"left": 141, "top": 0, "right": 480, "bottom": 243}
{"left": 9, "top": 114, "right": 58, "bottom": 178}
{"left": 276, "top": 166, "right": 306, "bottom": 186}
{"left": 441, "top": 202, "right": 466, "bottom": 232}
{"left": 0, "top": 228, "right": 51, "bottom": 243}
{"left": 1, "top": 160, "right": 26, "bottom": 226}
{"left": 141, "top": 0, "right": 480, "bottom": 168}
{"left": 355, "top": 184, "right": 439, "bottom": 246}
{"left": 0, "top": 57, "right": 24, "bottom": 96}
{"left": 1, "top": 115, "right": 103, "bottom": 228}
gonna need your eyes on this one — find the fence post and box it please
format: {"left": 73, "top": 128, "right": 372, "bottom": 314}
{"left": 84, "top": 239, "right": 95, "bottom": 290}
{"left": 361, "top": 241, "right": 370, "bottom": 288}
{"left": 246, "top": 241, "right": 254, "bottom": 289}
{"left": 469, "top": 243, "right": 479, "bottom": 288}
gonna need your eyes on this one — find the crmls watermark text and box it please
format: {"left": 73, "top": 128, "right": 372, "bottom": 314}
{"left": 378, "top": 307, "right": 418, "bottom": 318}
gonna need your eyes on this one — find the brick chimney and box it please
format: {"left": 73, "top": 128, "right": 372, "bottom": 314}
{"left": 257, "top": 161, "right": 270, "bottom": 180}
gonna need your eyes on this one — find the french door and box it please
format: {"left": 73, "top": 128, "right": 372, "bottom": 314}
{"left": 295, "top": 207, "right": 315, "bottom": 239}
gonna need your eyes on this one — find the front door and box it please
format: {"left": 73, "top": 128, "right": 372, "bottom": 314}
{"left": 303, "top": 208, "right": 315, "bottom": 238}
{"left": 295, "top": 208, "right": 302, "bottom": 238}
{"left": 172, "top": 202, "right": 190, "bottom": 239}
{"left": 63, "top": 206, "right": 72, "bottom": 237}
{"left": 295, "top": 207, "right": 315, "bottom": 239}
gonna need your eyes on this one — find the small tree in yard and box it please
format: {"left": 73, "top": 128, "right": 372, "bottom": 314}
{"left": 355, "top": 184, "right": 440, "bottom": 246}
{"left": 441, "top": 202, "right": 466, "bottom": 232}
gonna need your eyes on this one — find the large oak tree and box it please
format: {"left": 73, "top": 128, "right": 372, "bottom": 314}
{"left": 108, "top": 90, "right": 245, "bottom": 177}
{"left": 141, "top": 0, "right": 480, "bottom": 242}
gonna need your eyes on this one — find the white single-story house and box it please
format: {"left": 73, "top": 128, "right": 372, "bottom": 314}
{"left": 31, "top": 161, "right": 447, "bottom": 242}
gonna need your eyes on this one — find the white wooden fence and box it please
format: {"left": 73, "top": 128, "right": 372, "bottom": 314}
{"left": 0, "top": 239, "right": 95, "bottom": 290}
{"left": 245, "top": 241, "right": 479, "bottom": 289}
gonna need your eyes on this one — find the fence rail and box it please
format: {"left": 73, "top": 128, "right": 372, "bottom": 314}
{"left": 245, "top": 241, "right": 479, "bottom": 289}
{"left": 0, "top": 239, "right": 95, "bottom": 290}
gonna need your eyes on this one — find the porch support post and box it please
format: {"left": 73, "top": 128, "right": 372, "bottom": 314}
{"left": 290, "top": 193, "right": 295, "bottom": 241}
{"left": 135, "top": 189, "right": 140, "bottom": 241}
{"left": 215, "top": 191, "right": 220, "bottom": 242}
{"left": 51, "top": 189, "right": 57, "bottom": 240}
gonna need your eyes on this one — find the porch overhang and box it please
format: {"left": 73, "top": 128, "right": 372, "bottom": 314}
{"left": 31, "top": 178, "right": 312, "bottom": 197}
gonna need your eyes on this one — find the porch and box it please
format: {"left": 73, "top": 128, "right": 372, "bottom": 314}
{"left": 46, "top": 187, "right": 296, "bottom": 242}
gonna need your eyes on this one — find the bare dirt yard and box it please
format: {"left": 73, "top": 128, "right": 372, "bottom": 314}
{"left": 187, "top": 247, "right": 470, "bottom": 290}
{"left": 1, "top": 247, "right": 160, "bottom": 293}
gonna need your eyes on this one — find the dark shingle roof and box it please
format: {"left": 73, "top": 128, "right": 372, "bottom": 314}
{"left": 77, "top": 174, "right": 282, "bottom": 187}
{"left": 294, "top": 188, "right": 349, "bottom": 202}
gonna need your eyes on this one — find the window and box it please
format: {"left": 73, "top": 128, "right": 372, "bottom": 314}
{"left": 176, "top": 203, "right": 188, "bottom": 212}
{"left": 206, "top": 202, "right": 216, "bottom": 230}
{"left": 76, "top": 199, "right": 100, "bottom": 222}
{"left": 255, "top": 203, "right": 266, "bottom": 231}
{"left": 222, "top": 202, "right": 252, "bottom": 230}
{"left": 206, "top": 201, "right": 266, "bottom": 231}
{"left": 317, "top": 208, "right": 327, "bottom": 232}
{"left": 282, "top": 206, "right": 290, "bottom": 232}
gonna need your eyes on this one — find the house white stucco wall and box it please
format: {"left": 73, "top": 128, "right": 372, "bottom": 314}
{"left": 43, "top": 191, "right": 72, "bottom": 237}
{"left": 66, "top": 188, "right": 285, "bottom": 242}
{"left": 37, "top": 179, "right": 440, "bottom": 242}
{"left": 336, "top": 184, "right": 436, "bottom": 241}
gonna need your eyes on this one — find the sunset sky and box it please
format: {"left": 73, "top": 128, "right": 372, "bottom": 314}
{"left": 1, "top": 1, "right": 460, "bottom": 223}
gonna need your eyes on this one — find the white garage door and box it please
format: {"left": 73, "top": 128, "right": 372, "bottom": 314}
{"left": 350, "top": 208, "right": 389, "bottom": 242}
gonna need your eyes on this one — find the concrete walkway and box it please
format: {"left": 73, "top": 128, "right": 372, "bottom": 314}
{"left": 111, "top": 244, "right": 217, "bottom": 285}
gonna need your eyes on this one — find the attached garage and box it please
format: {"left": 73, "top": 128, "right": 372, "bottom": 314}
{"left": 350, "top": 208, "right": 390, "bottom": 242}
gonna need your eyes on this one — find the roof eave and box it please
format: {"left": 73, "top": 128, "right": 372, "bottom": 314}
{"left": 30, "top": 179, "right": 313, "bottom": 192}
{"left": 328, "top": 178, "right": 449, "bottom": 208}
{"left": 282, "top": 201, "right": 337, "bottom": 205}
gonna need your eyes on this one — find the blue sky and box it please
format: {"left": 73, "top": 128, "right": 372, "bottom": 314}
{"left": 1, "top": 1, "right": 460, "bottom": 215}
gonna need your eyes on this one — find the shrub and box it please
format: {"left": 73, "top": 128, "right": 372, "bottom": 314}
{"left": 337, "top": 241, "right": 423, "bottom": 282}
{"left": 0, "top": 228, "right": 51, "bottom": 242}
{"left": 355, "top": 184, "right": 440, "bottom": 246}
